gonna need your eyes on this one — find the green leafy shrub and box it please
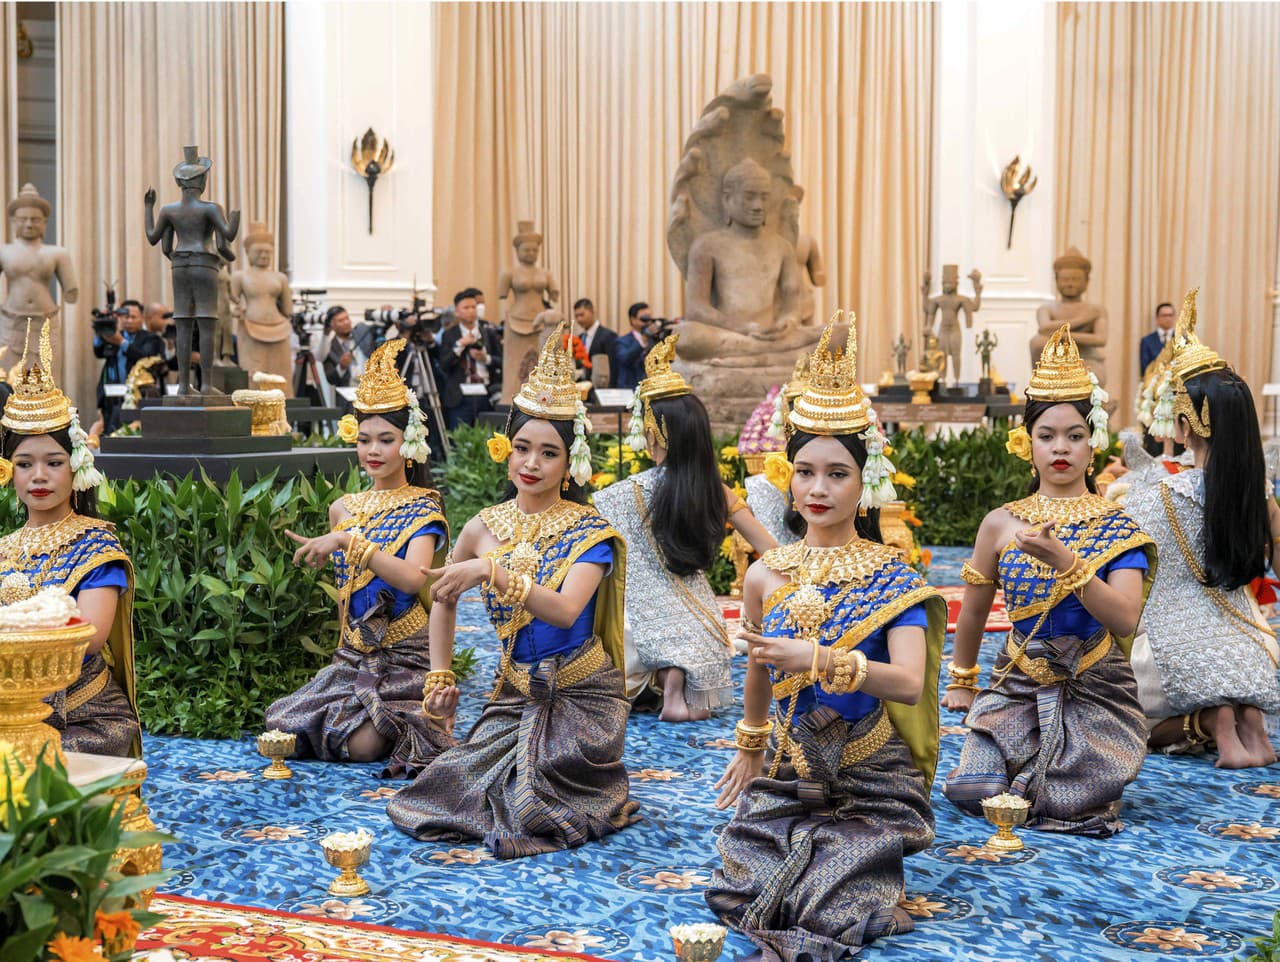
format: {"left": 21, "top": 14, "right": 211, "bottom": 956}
{"left": 440, "top": 424, "right": 509, "bottom": 536}
{"left": 0, "top": 748, "right": 174, "bottom": 961}
{"left": 1238, "top": 912, "right": 1280, "bottom": 961}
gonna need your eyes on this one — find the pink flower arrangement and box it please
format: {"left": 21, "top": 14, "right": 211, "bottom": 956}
{"left": 738, "top": 385, "right": 783, "bottom": 454}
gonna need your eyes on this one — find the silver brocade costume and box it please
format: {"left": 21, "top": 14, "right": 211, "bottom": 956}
{"left": 1122, "top": 436, "right": 1280, "bottom": 719}
{"left": 592, "top": 467, "right": 734, "bottom": 711}
{"left": 746, "top": 472, "right": 798, "bottom": 547}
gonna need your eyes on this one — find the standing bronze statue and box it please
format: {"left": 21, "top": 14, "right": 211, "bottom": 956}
{"left": 144, "top": 146, "right": 240, "bottom": 398}
{"left": 921, "top": 264, "right": 982, "bottom": 386}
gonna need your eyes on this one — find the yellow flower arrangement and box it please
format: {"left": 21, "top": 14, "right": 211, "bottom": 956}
{"left": 486, "top": 432, "right": 512, "bottom": 463}
{"left": 718, "top": 461, "right": 735, "bottom": 482}
{"left": 719, "top": 535, "right": 735, "bottom": 559}
{"left": 763, "top": 452, "right": 794, "bottom": 494}
{"left": 46, "top": 933, "right": 103, "bottom": 962}
{"left": 0, "top": 456, "right": 11, "bottom": 486}
{"left": 732, "top": 482, "right": 747, "bottom": 500}
{"left": 892, "top": 470, "right": 917, "bottom": 489}
{"left": 590, "top": 471, "right": 617, "bottom": 488}
{"left": 720, "top": 445, "right": 739, "bottom": 460}
{"left": 1005, "top": 424, "right": 1032, "bottom": 461}
{"left": 94, "top": 909, "right": 142, "bottom": 954}
{"left": 336, "top": 414, "right": 359, "bottom": 444}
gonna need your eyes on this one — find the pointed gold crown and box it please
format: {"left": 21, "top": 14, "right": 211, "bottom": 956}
{"left": 637, "top": 334, "right": 691, "bottom": 403}
{"left": 513, "top": 320, "right": 580, "bottom": 420}
{"left": 1, "top": 320, "right": 71, "bottom": 434}
{"left": 1024, "top": 324, "right": 1094, "bottom": 402}
{"left": 353, "top": 339, "right": 411, "bottom": 414}
{"left": 787, "top": 312, "right": 871, "bottom": 436}
{"left": 1168, "top": 287, "right": 1227, "bottom": 383}
{"left": 782, "top": 353, "right": 810, "bottom": 401}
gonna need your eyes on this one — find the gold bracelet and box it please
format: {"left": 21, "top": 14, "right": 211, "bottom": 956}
{"left": 960, "top": 560, "right": 996, "bottom": 586}
{"left": 495, "top": 567, "right": 523, "bottom": 606}
{"left": 734, "top": 718, "right": 774, "bottom": 752}
{"left": 808, "top": 638, "right": 822, "bottom": 682}
{"left": 740, "top": 618, "right": 762, "bottom": 634}
{"left": 485, "top": 556, "right": 497, "bottom": 587}
{"left": 822, "top": 648, "right": 856, "bottom": 694}
{"left": 515, "top": 571, "right": 534, "bottom": 606}
{"left": 424, "top": 669, "right": 457, "bottom": 693}
{"left": 1058, "top": 556, "right": 1094, "bottom": 594}
{"left": 947, "top": 661, "right": 981, "bottom": 680}
{"left": 347, "top": 533, "right": 375, "bottom": 571}
{"left": 849, "top": 650, "right": 869, "bottom": 693}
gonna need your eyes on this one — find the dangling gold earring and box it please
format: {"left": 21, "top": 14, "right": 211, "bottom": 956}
{"left": 1087, "top": 460, "right": 1096, "bottom": 476}
{"left": 406, "top": 458, "right": 414, "bottom": 470}
{"left": 562, "top": 475, "right": 570, "bottom": 492}
{"left": 1030, "top": 464, "right": 1038, "bottom": 478}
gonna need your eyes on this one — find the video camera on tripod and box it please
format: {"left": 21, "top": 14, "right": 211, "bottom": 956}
{"left": 291, "top": 288, "right": 330, "bottom": 339}
{"left": 364, "top": 303, "right": 441, "bottom": 344}
{"left": 90, "top": 283, "right": 119, "bottom": 337}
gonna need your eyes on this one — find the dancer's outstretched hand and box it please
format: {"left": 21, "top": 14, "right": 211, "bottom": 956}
{"left": 423, "top": 684, "right": 459, "bottom": 736}
{"left": 714, "top": 750, "right": 764, "bottom": 810}
{"left": 422, "top": 559, "right": 489, "bottom": 605}
{"left": 285, "top": 529, "right": 346, "bottom": 569}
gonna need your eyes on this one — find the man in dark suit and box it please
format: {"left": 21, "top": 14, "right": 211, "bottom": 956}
{"left": 611, "top": 301, "right": 655, "bottom": 390}
{"left": 1139, "top": 301, "right": 1176, "bottom": 375}
{"left": 573, "top": 297, "right": 617, "bottom": 385}
{"left": 439, "top": 288, "right": 502, "bottom": 428}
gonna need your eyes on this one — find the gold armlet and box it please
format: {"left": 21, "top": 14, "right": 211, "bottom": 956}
{"left": 740, "top": 618, "right": 762, "bottom": 635}
{"left": 734, "top": 718, "right": 773, "bottom": 752}
{"left": 728, "top": 498, "right": 750, "bottom": 517}
{"left": 960, "top": 561, "right": 996, "bottom": 587}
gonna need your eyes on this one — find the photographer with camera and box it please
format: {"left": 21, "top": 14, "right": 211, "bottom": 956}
{"left": 611, "top": 301, "right": 661, "bottom": 390}
{"left": 321, "top": 305, "right": 366, "bottom": 389}
{"left": 439, "top": 288, "right": 501, "bottom": 428}
{"left": 93, "top": 298, "right": 151, "bottom": 432}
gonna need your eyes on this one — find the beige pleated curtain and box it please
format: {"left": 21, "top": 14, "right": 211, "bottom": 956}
{"left": 432, "top": 2, "right": 936, "bottom": 383}
{"left": 57, "top": 1, "right": 284, "bottom": 415}
{"left": 0, "top": 7, "right": 17, "bottom": 205}
{"left": 1055, "top": 1, "right": 1280, "bottom": 415}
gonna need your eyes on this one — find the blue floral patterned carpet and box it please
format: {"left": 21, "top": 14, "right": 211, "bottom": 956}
{"left": 145, "top": 546, "right": 1280, "bottom": 961}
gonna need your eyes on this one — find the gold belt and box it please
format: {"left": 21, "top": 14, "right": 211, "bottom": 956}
{"left": 1003, "top": 632, "right": 1112, "bottom": 686}
{"left": 502, "top": 637, "right": 606, "bottom": 697}
{"left": 779, "top": 710, "right": 893, "bottom": 779}
{"left": 66, "top": 666, "right": 109, "bottom": 712}
{"left": 343, "top": 603, "right": 427, "bottom": 653}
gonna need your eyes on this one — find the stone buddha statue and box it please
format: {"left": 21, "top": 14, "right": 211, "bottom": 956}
{"left": 0, "top": 183, "right": 79, "bottom": 371}
{"left": 1034, "top": 247, "right": 1108, "bottom": 386}
{"left": 230, "top": 222, "right": 294, "bottom": 395}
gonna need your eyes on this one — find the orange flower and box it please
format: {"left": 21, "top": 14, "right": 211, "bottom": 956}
{"left": 46, "top": 933, "right": 103, "bottom": 962}
{"left": 920, "top": 548, "right": 933, "bottom": 567}
{"left": 95, "top": 908, "right": 142, "bottom": 950}
{"left": 561, "top": 333, "right": 592, "bottom": 369}
{"left": 900, "top": 507, "right": 923, "bottom": 527}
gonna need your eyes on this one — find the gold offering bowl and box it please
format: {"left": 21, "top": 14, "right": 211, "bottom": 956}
{"left": 256, "top": 730, "right": 296, "bottom": 780}
{"left": 321, "top": 836, "right": 372, "bottom": 897}
{"left": 670, "top": 923, "right": 727, "bottom": 962}
{"left": 0, "top": 620, "right": 95, "bottom": 769}
{"left": 907, "top": 370, "right": 939, "bottom": 404}
{"left": 981, "top": 792, "right": 1031, "bottom": 852}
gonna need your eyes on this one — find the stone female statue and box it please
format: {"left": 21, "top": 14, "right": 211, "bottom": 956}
{"left": 497, "top": 221, "right": 559, "bottom": 403}
{"left": 230, "top": 222, "right": 294, "bottom": 395}
{"left": 0, "top": 183, "right": 79, "bottom": 371}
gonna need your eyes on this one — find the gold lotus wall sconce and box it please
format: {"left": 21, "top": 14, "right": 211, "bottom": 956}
{"left": 350, "top": 128, "right": 395, "bottom": 235}
{"left": 1000, "top": 156, "right": 1037, "bottom": 249}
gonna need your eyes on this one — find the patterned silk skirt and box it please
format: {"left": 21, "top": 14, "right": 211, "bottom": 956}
{"left": 264, "top": 599, "right": 438, "bottom": 777}
{"left": 707, "top": 706, "right": 934, "bottom": 962}
{"left": 944, "top": 629, "right": 1147, "bottom": 836}
{"left": 386, "top": 636, "right": 641, "bottom": 859}
{"left": 46, "top": 652, "right": 140, "bottom": 757}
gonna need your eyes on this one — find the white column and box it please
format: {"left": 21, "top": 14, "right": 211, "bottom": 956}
{"left": 285, "top": 1, "right": 435, "bottom": 315}
{"left": 930, "top": 0, "right": 1057, "bottom": 392}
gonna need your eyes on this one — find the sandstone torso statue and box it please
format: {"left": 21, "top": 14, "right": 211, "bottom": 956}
{"left": 498, "top": 221, "right": 559, "bottom": 402}
{"left": 0, "top": 184, "right": 78, "bottom": 369}
{"left": 231, "top": 265, "right": 291, "bottom": 342}
{"left": 499, "top": 262, "right": 558, "bottom": 336}
{"left": 1034, "top": 248, "right": 1107, "bottom": 386}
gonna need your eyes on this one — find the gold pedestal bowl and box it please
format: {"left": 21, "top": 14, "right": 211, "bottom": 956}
{"left": 669, "top": 923, "right": 727, "bottom": 962}
{"left": 981, "top": 792, "right": 1031, "bottom": 852}
{"left": 257, "top": 729, "right": 296, "bottom": 780}
{"left": 0, "top": 620, "right": 94, "bottom": 769}
{"left": 321, "top": 831, "right": 373, "bottom": 897}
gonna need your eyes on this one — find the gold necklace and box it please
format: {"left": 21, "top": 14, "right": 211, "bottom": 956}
{"left": 344, "top": 483, "right": 423, "bottom": 525}
{"left": 0, "top": 513, "right": 97, "bottom": 604}
{"left": 764, "top": 536, "right": 898, "bottom": 588}
{"left": 1006, "top": 492, "right": 1116, "bottom": 526}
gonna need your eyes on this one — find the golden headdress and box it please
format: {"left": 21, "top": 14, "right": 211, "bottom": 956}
{"left": 1151, "top": 288, "right": 1228, "bottom": 439}
{"left": 787, "top": 312, "right": 871, "bottom": 436}
{"left": 637, "top": 334, "right": 690, "bottom": 403}
{"left": 782, "top": 353, "right": 811, "bottom": 402}
{"left": 0, "top": 320, "right": 103, "bottom": 491}
{"left": 2, "top": 320, "right": 71, "bottom": 434}
{"left": 353, "top": 339, "right": 412, "bottom": 414}
{"left": 337, "top": 338, "right": 431, "bottom": 461}
{"left": 1024, "top": 325, "right": 1095, "bottom": 403}
{"left": 513, "top": 320, "right": 581, "bottom": 421}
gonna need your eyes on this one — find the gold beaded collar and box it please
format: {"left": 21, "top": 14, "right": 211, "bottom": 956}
{"left": 1004, "top": 492, "right": 1118, "bottom": 526}
{"left": 479, "top": 498, "right": 590, "bottom": 546}
{"left": 341, "top": 484, "right": 436, "bottom": 525}
{"left": 762, "top": 537, "right": 900, "bottom": 588}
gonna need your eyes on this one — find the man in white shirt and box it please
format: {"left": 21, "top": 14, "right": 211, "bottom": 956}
{"left": 1139, "top": 301, "right": 1175, "bottom": 376}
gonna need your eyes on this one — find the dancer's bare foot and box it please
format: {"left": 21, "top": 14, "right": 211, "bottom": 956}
{"left": 1236, "top": 705, "right": 1278, "bottom": 766}
{"left": 1205, "top": 704, "right": 1253, "bottom": 769}
{"left": 657, "top": 668, "right": 710, "bottom": 722}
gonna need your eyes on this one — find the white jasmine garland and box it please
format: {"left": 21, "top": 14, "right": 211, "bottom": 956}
{"left": 399, "top": 389, "right": 432, "bottom": 464}
{"left": 568, "top": 400, "right": 593, "bottom": 486}
{"left": 1150, "top": 373, "right": 1176, "bottom": 441}
{"left": 67, "top": 408, "right": 104, "bottom": 492}
{"left": 1086, "top": 373, "right": 1110, "bottom": 450}
{"left": 767, "top": 389, "right": 787, "bottom": 439}
{"left": 625, "top": 392, "right": 646, "bottom": 452}
{"left": 858, "top": 408, "right": 897, "bottom": 510}
{"left": 321, "top": 828, "right": 373, "bottom": 852}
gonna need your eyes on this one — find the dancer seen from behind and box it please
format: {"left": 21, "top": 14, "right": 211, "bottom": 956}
{"left": 388, "top": 322, "right": 639, "bottom": 858}
{"left": 594, "top": 333, "right": 776, "bottom": 722}
{"left": 943, "top": 324, "right": 1156, "bottom": 836}
{"left": 1123, "top": 289, "right": 1279, "bottom": 767}
{"left": 0, "top": 321, "right": 139, "bottom": 756}
{"left": 265, "top": 338, "right": 448, "bottom": 775}
{"left": 707, "top": 314, "right": 945, "bottom": 962}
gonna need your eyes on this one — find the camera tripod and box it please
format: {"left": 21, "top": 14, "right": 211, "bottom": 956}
{"left": 398, "top": 340, "right": 451, "bottom": 458}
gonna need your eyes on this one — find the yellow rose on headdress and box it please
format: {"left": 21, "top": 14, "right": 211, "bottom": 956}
{"left": 0, "top": 458, "right": 11, "bottom": 486}
{"left": 763, "top": 452, "right": 794, "bottom": 494}
{"left": 337, "top": 414, "right": 359, "bottom": 444}
{"left": 487, "top": 432, "right": 512, "bottom": 463}
{"left": 1005, "top": 424, "right": 1032, "bottom": 461}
